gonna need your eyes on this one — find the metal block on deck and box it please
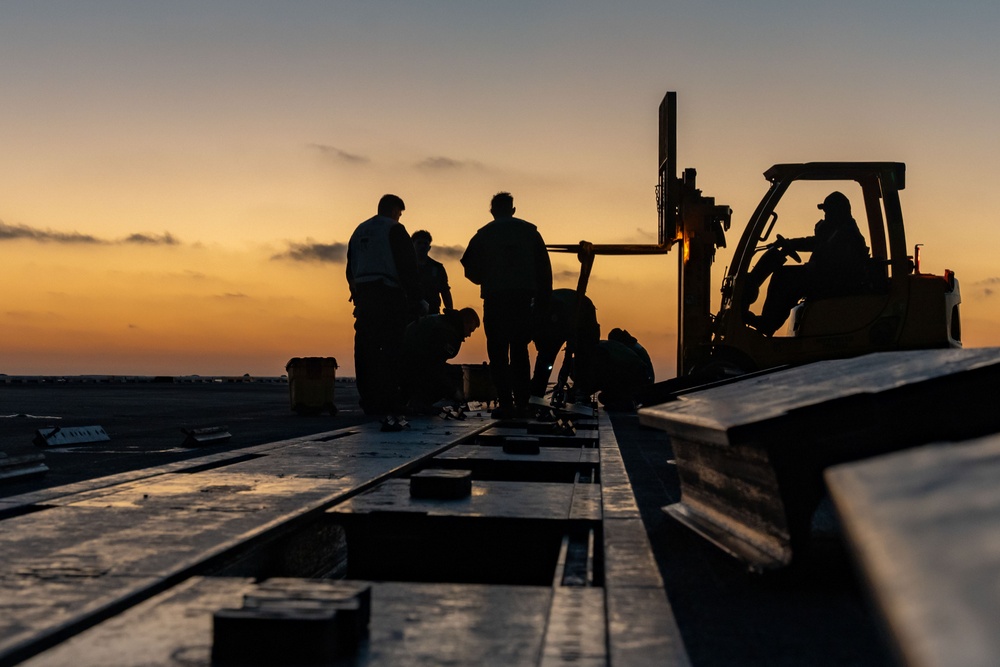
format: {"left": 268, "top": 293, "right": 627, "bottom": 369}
{"left": 248, "top": 579, "right": 372, "bottom": 640}
{"left": 410, "top": 469, "right": 472, "bottom": 499}
{"left": 213, "top": 580, "right": 371, "bottom": 664}
{"left": 212, "top": 606, "right": 343, "bottom": 664}
{"left": 180, "top": 425, "right": 232, "bottom": 447}
{"left": 502, "top": 437, "right": 541, "bottom": 455}
{"left": 639, "top": 348, "right": 1000, "bottom": 570}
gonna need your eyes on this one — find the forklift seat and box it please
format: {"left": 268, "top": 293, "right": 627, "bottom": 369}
{"left": 789, "top": 292, "right": 891, "bottom": 337}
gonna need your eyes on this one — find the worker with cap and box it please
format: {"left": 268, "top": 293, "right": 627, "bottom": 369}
{"left": 751, "top": 191, "right": 870, "bottom": 336}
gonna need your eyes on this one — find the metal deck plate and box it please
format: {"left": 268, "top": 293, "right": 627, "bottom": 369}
{"left": 428, "top": 444, "right": 600, "bottom": 483}
{"left": 477, "top": 426, "right": 599, "bottom": 447}
{"left": 0, "top": 418, "right": 490, "bottom": 665}
{"left": 328, "top": 478, "right": 602, "bottom": 521}
{"left": 20, "top": 577, "right": 581, "bottom": 667}
{"left": 2, "top": 412, "right": 687, "bottom": 666}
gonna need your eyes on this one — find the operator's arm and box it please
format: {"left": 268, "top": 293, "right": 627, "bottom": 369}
{"left": 782, "top": 235, "right": 816, "bottom": 253}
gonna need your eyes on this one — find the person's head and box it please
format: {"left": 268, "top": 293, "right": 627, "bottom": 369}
{"left": 608, "top": 327, "right": 637, "bottom": 347}
{"left": 818, "top": 191, "right": 851, "bottom": 220}
{"left": 458, "top": 307, "right": 480, "bottom": 338}
{"left": 378, "top": 194, "right": 405, "bottom": 220}
{"left": 411, "top": 229, "right": 432, "bottom": 258}
{"left": 490, "top": 191, "right": 515, "bottom": 219}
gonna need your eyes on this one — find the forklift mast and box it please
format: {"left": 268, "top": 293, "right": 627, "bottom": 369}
{"left": 658, "top": 92, "right": 732, "bottom": 375}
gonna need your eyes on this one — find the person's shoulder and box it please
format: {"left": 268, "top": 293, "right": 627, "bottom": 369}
{"left": 471, "top": 220, "right": 495, "bottom": 235}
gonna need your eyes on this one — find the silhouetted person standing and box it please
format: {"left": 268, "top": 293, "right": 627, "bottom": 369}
{"left": 347, "top": 194, "right": 427, "bottom": 431}
{"left": 411, "top": 229, "right": 453, "bottom": 314}
{"left": 462, "top": 192, "right": 552, "bottom": 418}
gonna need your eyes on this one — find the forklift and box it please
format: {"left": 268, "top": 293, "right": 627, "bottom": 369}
{"left": 548, "top": 92, "right": 962, "bottom": 404}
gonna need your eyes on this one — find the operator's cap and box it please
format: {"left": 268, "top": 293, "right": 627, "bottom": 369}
{"left": 818, "top": 191, "right": 851, "bottom": 216}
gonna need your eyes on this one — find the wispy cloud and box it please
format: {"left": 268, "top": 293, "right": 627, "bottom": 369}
{"left": 272, "top": 241, "right": 347, "bottom": 263}
{"left": 431, "top": 244, "right": 465, "bottom": 260}
{"left": 415, "top": 156, "right": 484, "bottom": 171}
{"left": 0, "top": 220, "right": 182, "bottom": 246}
{"left": 974, "top": 277, "right": 1000, "bottom": 298}
{"left": 1, "top": 220, "right": 102, "bottom": 244}
{"left": 310, "top": 143, "right": 370, "bottom": 165}
{"left": 554, "top": 269, "right": 581, "bottom": 282}
{"left": 634, "top": 227, "right": 657, "bottom": 242}
{"left": 123, "top": 232, "right": 179, "bottom": 245}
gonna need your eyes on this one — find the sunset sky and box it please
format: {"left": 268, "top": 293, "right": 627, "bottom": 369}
{"left": 2, "top": 2, "right": 998, "bottom": 378}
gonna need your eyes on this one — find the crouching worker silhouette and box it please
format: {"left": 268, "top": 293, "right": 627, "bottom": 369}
{"left": 574, "top": 328, "right": 654, "bottom": 412}
{"left": 748, "top": 191, "right": 870, "bottom": 336}
{"left": 529, "top": 288, "right": 600, "bottom": 407}
{"left": 402, "top": 307, "right": 480, "bottom": 413}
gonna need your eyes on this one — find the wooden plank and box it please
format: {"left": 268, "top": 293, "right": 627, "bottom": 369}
{"left": 638, "top": 348, "right": 1000, "bottom": 569}
{"left": 598, "top": 417, "right": 641, "bottom": 519}
{"left": 539, "top": 587, "right": 607, "bottom": 667}
{"left": 606, "top": 584, "right": 690, "bottom": 667}
{"left": 639, "top": 348, "right": 1000, "bottom": 444}
{"left": 601, "top": 412, "right": 689, "bottom": 666}
{"left": 826, "top": 433, "right": 1000, "bottom": 667}
{"left": 602, "top": 516, "right": 689, "bottom": 667}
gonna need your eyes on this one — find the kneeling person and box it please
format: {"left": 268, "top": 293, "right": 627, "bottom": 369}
{"left": 403, "top": 308, "right": 480, "bottom": 411}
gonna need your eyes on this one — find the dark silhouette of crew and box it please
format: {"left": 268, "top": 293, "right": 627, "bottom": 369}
{"left": 529, "top": 288, "right": 600, "bottom": 405}
{"left": 749, "top": 191, "right": 870, "bottom": 336}
{"left": 573, "top": 327, "right": 655, "bottom": 411}
{"left": 402, "top": 307, "right": 480, "bottom": 412}
{"left": 411, "top": 229, "right": 454, "bottom": 314}
{"left": 346, "top": 194, "right": 427, "bottom": 431}
{"left": 461, "top": 192, "right": 552, "bottom": 419}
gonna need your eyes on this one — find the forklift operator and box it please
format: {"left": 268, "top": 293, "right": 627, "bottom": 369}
{"left": 749, "top": 191, "right": 870, "bottom": 336}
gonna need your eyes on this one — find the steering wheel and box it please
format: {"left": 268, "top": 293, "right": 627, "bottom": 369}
{"left": 774, "top": 234, "right": 802, "bottom": 263}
